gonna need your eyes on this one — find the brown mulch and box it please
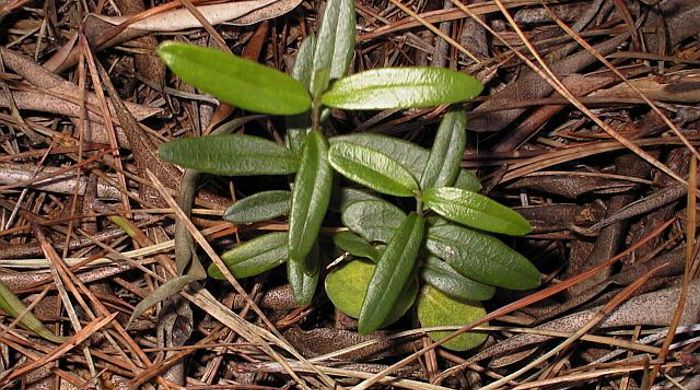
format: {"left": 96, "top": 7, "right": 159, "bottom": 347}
{"left": 0, "top": 0, "right": 699, "bottom": 388}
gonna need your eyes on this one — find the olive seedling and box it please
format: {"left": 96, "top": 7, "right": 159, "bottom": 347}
{"left": 156, "top": 0, "right": 539, "bottom": 350}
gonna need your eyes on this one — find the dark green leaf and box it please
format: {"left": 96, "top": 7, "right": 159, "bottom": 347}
{"left": 208, "top": 232, "right": 288, "bottom": 280}
{"left": 358, "top": 213, "right": 425, "bottom": 334}
{"left": 330, "top": 133, "right": 480, "bottom": 191}
{"left": 328, "top": 142, "right": 419, "bottom": 197}
{"left": 287, "top": 240, "right": 319, "bottom": 305}
{"left": 157, "top": 42, "right": 311, "bottom": 115}
{"left": 310, "top": 0, "right": 355, "bottom": 96}
{"left": 325, "top": 259, "right": 416, "bottom": 326}
{"left": 0, "top": 280, "right": 65, "bottom": 343}
{"left": 331, "top": 187, "right": 382, "bottom": 212}
{"left": 127, "top": 274, "right": 200, "bottom": 329}
{"left": 420, "top": 110, "right": 467, "bottom": 189}
{"left": 159, "top": 134, "right": 299, "bottom": 176}
{"left": 420, "top": 257, "right": 495, "bottom": 301}
{"left": 286, "top": 34, "right": 316, "bottom": 154}
{"left": 289, "top": 131, "right": 333, "bottom": 263}
{"left": 341, "top": 199, "right": 405, "bottom": 243}
{"left": 322, "top": 67, "right": 483, "bottom": 110}
{"left": 333, "top": 231, "right": 380, "bottom": 262}
{"left": 426, "top": 224, "right": 540, "bottom": 290}
{"left": 423, "top": 187, "right": 531, "bottom": 236}
{"left": 223, "top": 191, "right": 291, "bottom": 224}
{"left": 416, "top": 285, "right": 487, "bottom": 351}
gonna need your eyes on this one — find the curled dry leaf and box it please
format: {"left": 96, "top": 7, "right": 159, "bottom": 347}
{"left": 93, "top": 0, "right": 302, "bottom": 31}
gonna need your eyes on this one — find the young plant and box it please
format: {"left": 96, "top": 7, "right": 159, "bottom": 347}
{"left": 156, "top": 0, "right": 539, "bottom": 351}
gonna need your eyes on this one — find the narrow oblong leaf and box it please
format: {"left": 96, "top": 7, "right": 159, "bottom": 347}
{"left": 208, "top": 232, "right": 288, "bottom": 280}
{"left": 333, "top": 231, "right": 380, "bottom": 262}
{"left": 0, "top": 280, "right": 65, "bottom": 343}
{"left": 289, "top": 131, "right": 333, "bottom": 263}
{"left": 223, "top": 190, "right": 291, "bottom": 224}
{"left": 287, "top": 240, "right": 319, "bottom": 305}
{"left": 330, "top": 133, "right": 480, "bottom": 191}
{"left": 358, "top": 213, "right": 425, "bottom": 334}
{"left": 157, "top": 42, "right": 311, "bottom": 115}
{"left": 420, "top": 257, "right": 495, "bottom": 301}
{"left": 426, "top": 224, "right": 540, "bottom": 290}
{"left": 455, "top": 170, "right": 482, "bottom": 192}
{"left": 286, "top": 34, "right": 316, "bottom": 154}
{"left": 423, "top": 187, "right": 531, "bottom": 236}
{"left": 341, "top": 199, "right": 406, "bottom": 243}
{"left": 417, "top": 285, "right": 488, "bottom": 351}
{"left": 420, "top": 110, "right": 467, "bottom": 189}
{"left": 310, "top": 0, "right": 355, "bottom": 96}
{"left": 159, "top": 134, "right": 299, "bottom": 176}
{"left": 328, "top": 142, "right": 419, "bottom": 197}
{"left": 321, "top": 67, "right": 483, "bottom": 110}
{"left": 127, "top": 274, "right": 200, "bottom": 329}
{"left": 325, "top": 259, "right": 416, "bottom": 325}
{"left": 331, "top": 186, "right": 382, "bottom": 212}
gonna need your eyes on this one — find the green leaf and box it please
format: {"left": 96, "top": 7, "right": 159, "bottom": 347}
{"left": 416, "top": 285, "right": 487, "bottom": 351}
{"left": 341, "top": 199, "right": 406, "bottom": 243}
{"left": 223, "top": 191, "right": 291, "bottom": 224}
{"left": 0, "top": 280, "right": 65, "bottom": 343}
{"left": 325, "top": 259, "right": 416, "bottom": 326}
{"left": 328, "top": 142, "right": 419, "bottom": 197}
{"left": 159, "top": 134, "right": 299, "bottom": 176}
{"left": 420, "top": 110, "right": 467, "bottom": 189}
{"left": 289, "top": 131, "right": 333, "bottom": 263}
{"left": 310, "top": 0, "right": 355, "bottom": 97}
{"left": 286, "top": 34, "right": 316, "bottom": 154}
{"left": 157, "top": 42, "right": 311, "bottom": 115}
{"left": 330, "top": 133, "right": 480, "bottom": 192}
{"left": 127, "top": 274, "right": 200, "bottom": 329}
{"left": 333, "top": 231, "right": 380, "bottom": 262}
{"left": 423, "top": 187, "right": 531, "bottom": 236}
{"left": 322, "top": 67, "right": 483, "bottom": 110}
{"left": 426, "top": 224, "right": 540, "bottom": 290}
{"left": 358, "top": 213, "right": 425, "bottom": 334}
{"left": 208, "top": 232, "right": 288, "bottom": 280}
{"left": 287, "top": 240, "right": 319, "bottom": 305}
{"left": 420, "top": 257, "right": 495, "bottom": 301}
{"left": 331, "top": 187, "right": 382, "bottom": 212}
{"left": 454, "top": 170, "right": 482, "bottom": 193}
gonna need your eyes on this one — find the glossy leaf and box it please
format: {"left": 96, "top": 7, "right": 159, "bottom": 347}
{"left": 325, "top": 259, "right": 416, "bottom": 325}
{"left": 287, "top": 240, "right": 319, "bottom": 305}
{"left": 330, "top": 133, "right": 480, "bottom": 192}
{"left": 289, "top": 131, "right": 333, "bottom": 264}
{"left": 420, "top": 110, "right": 467, "bottom": 189}
{"left": 286, "top": 34, "right": 316, "bottom": 154}
{"left": 417, "top": 285, "right": 488, "bottom": 351}
{"left": 157, "top": 42, "right": 311, "bottom": 115}
{"left": 423, "top": 187, "right": 531, "bottom": 236}
{"left": 341, "top": 199, "right": 405, "bottom": 243}
{"left": 333, "top": 231, "right": 380, "bottom": 262}
{"left": 223, "top": 191, "right": 291, "bottom": 224}
{"left": 322, "top": 67, "right": 483, "bottom": 110}
{"left": 310, "top": 0, "right": 355, "bottom": 96}
{"left": 0, "top": 280, "right": 65, "bottom": 343}
{"left": 426, "top": 224, "right": 540, "bottom": 290}
{"left": 208, "top": 232, "right": 288, "bottom": 280}
{"left": 358, "top": 213, "right": 425, "bottom": 334}
{"left": 328, "top": 142, "right": 419, "bottom": 197}
{"left": 420, "top": 257, "right": 495, "bottom": 301}
{"left": 159, "top": 134, "right": 299, "bottom": 176}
